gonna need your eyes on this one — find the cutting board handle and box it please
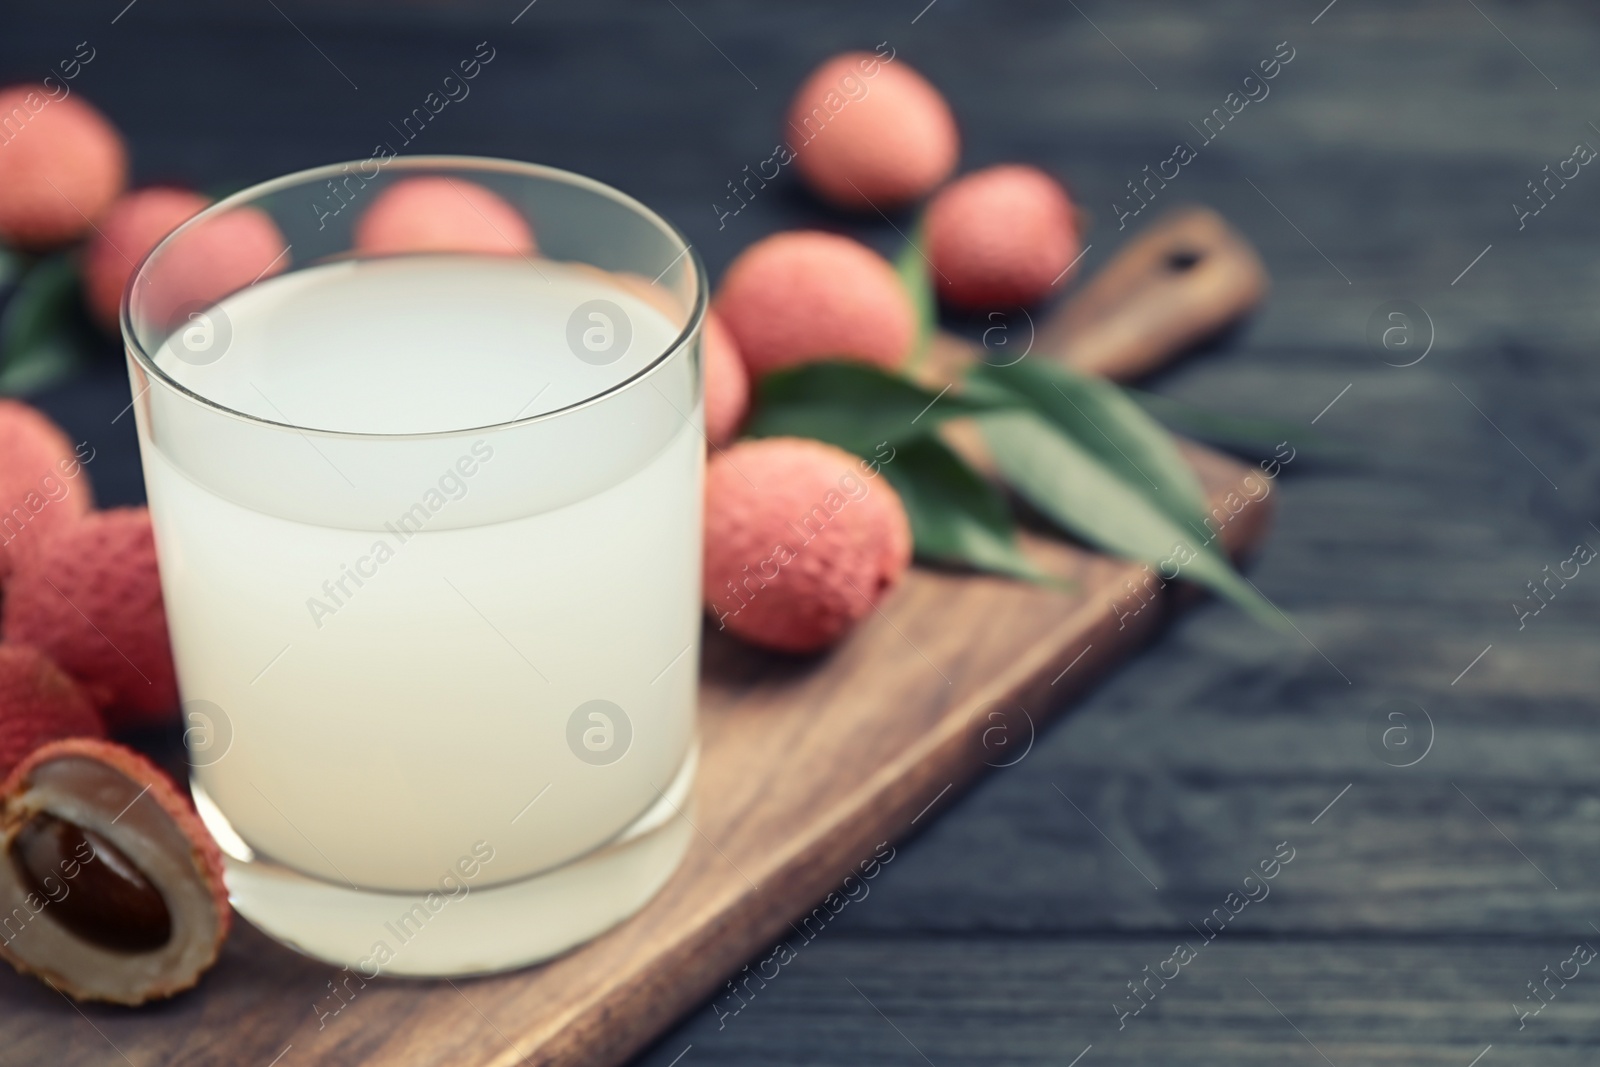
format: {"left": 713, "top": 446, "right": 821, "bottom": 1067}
{"left": 1040, "top": 206, "right": 1267, "bottom": 381}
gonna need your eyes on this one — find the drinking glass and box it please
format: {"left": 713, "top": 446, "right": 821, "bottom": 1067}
{"left": 122, "top": 157, "right": 705, "bottom": 976}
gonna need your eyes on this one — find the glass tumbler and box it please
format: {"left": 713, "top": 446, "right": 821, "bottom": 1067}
{"left": 122, "top": 157, "right": 705, "bottom": 976}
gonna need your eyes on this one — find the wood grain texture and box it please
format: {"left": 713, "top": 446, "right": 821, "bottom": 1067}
{"left": 2, "top": 0, "right": 1597, "bottom": 1063}
{"left": 1048, "top": 207, "right": 1268, "bottom": 381}
{"left": 0, "top": 445, "right": 1271, "bottom": 1066}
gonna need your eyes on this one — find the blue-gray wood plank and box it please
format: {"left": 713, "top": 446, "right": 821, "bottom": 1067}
{"left": 2, "top": 1, "right": 1596, "bottom": 1063}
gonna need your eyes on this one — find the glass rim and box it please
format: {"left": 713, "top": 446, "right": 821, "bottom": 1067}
{"left": 120, "top": 154, "right": 708, "bottom": 441}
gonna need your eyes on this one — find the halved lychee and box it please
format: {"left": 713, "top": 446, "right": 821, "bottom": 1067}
{"left": 0, "top": 738, "right": 228, "bottom": 1004}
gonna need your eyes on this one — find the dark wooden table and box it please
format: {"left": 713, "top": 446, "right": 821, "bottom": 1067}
{"left": 4, "top": 1, "right": 1600, "bottom": 1063}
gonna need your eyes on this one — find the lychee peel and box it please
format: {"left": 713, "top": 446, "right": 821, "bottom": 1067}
{"left": 0, "top": 85, "right": 127, "bottom": 251}
{"left": 0, "top": 738, "right": 229, "bottom": 1004}
{"left": 354, "top": 176, "right": 536, "bottom": 258}
{"left": 703, "top": 437, "right": 912, "bottom": 653}
{"left": 0, "top": 646, "right": 103, "bottom": 779}
{"left": 788, "top": 52, "right": 959, "bottom": 210}
{"left": 926, "top": 164, "right": 1081, "bottom": 309}
{"left": 713, "top": 231, "right": 915, "bottom": 379}
{"left": 2, "top": 508, "right": 178, "bottom": 729}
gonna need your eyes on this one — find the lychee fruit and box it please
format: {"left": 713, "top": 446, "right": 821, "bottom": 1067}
{"left": 788, "top": 52, "right": 958, "bottom": 210}
{"left": 82, "top": 187, "right": 210, "bottom": 333}
{"left": 714, "top": 231, "right": 916, "bottom": 379}
{"left": 703, "top": 437, "right": 912, "bottom": 653}
{"left": 354, "top": 176, "right": 536, "bottom": 258}
{"left": 703, "top": 310, "right": 749, "bottom": 446}
{"left": 0, "top": 85, "right": 127, "bottom": 251}
{"left": 925, "top": 164, "right": 1081, "bottom": 309}
{"left": 0, "top": 737, "right": 229, "bottom": 1004}
{"left": 0, "top": 400, "right": 93, "bottom": 583}
{"left": 0, "top": 646, "right": 103, "bottom": 779}
{"left": 131, "top": 205, "right": 288, "bottom": 334}
{"left": 2, "top": 509, "right": 178, "bottom": 731}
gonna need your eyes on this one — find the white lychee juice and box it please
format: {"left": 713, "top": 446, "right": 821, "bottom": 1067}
{"left": 130, "top": 253, "right": 702, "bottom": 975}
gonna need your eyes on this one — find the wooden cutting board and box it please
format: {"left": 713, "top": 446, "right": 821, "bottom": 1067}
{"left": 0, "top": 208, "right": 1277, "bottom": 1067}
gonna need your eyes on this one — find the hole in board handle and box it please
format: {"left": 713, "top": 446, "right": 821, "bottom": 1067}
{"left": 1165, "top": 248, "right": 1204, "bottom": 272}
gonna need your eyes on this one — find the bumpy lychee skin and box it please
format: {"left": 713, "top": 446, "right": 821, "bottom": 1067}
{"left": 83, "top": 187, "right": 210, "bottom": 332}
{"left": 703, "top": 310, "right": 749, "bottom": 446}
{"left": 0, "top": 646, "right": 103, "bottom": 779}
{"left": 926, "top": 164, "right": 1081, "bottom": 310}
{"left": 714, "top": 231, "right": 915, "bottom": 379}
{"left": 2, "top": 509, "right": 177, "bottom": 731}
{"left": 704, "top": 438, "right": 912, "bottom": 653}
{"left": 0, "top": 85, "right": 127, "bottom": 251}
{"left": 0, "top": 737, "right": 229, "bottom": 1005}
{"left": 134, "top": 205, "right": 288, "bottom": 334}
{"left": 788, "top": 52, "right": 959, "bottom": 210}
{"left": 354, "top": 176, "right": 536, "bottom": 257}
{"left": 0, "top": 400, "right": 93, "bottom": 583}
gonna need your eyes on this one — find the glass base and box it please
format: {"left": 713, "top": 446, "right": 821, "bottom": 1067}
{"left": 191, "top": 745, "right": 697, "bottom": 977}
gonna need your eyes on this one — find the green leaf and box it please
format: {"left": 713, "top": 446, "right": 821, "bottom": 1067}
{"left": 1, "top": 256, "right": 79, "bottom": 359}
{"left": 0, "top": 246, "right": 22, "bottom": 292}
{"left": 747, "top": 361, "right": 1011, "bottom": 454}
{"left": 894, "top": 222, "right": 936, "bottom": 369}
{"left": 0, "top": 338, "right": 79, "bottom": 395}
{"left": 970, "top": 359, "right": 1212, "bottom": 542}
{"left": 0, "top": 256, "right": 85, "bottom": 396}
{"left": 978, "top": 409, "right": 1283, "bottom": 627}
{"left": 882, "top": 436, "right": 1051, "bottom": 583}
{"left": 745, "top": 362, "right": 1046, "bottom": 584}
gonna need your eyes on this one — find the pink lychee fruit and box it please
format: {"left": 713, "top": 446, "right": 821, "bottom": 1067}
{"left": 713, "top": 231, "right": 915, "bottom": 379}
{"left": 131, "top": 205, "right": 288, "bottom": 334}
{"left": 788, "top": 52, "right": 959, "bottom": 210}
{"left": 925, "top": 164, "right": 1081, "bottom": 309}
{"left": 703, "top": 310, "right": 749, "bottom": 446}
{"left": 703, "top": 437, "right": 912, "bottom": 653}
{"left": 0, "top": 645, "right": 103, "bottom": 779}
{"left": 82, "top": 187, "right": 210, "bottom": 332}
{"left": 0, "top": 400, "right": 92, "bottom": 583}
{"left": 354, "top": 176, "right": 536, "bottom": 258}
{"left": 0, "top": 85, "right": 127, "bottom": 251}
{"left": 2, "top": 509, "right": 177, "bottom": 731}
